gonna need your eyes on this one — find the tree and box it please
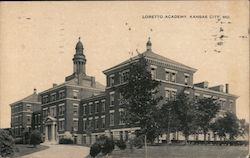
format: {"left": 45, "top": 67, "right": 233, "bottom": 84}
{"left": 211, "top": 112, "right": 240, "bottom": 140}
{"left": 30, "top": 130, "right": 41, "bottom": 148}
{"left": 238, "top": 119, "right": 249, "bottom": 138}
{"left": 171, "top": 91, "right": 197, "bottom": 143}
{"left": 195, "top": 97, "right": 220, "bottom": 141}
{"left": 120, "top": 55, "right": 162, "bottom": 144}
{"left": 0, "top": 129, "right": 15, "bottom": 158}
{"left": 89, "top": 143, "right": 101, "bottom": 158}
{"left": 159, "top": 100, "right": 181, "bottom": 143}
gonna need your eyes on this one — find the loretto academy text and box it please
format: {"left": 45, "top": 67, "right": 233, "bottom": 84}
{"left": 142, "top": 15, "right": 230, "bottom": 19}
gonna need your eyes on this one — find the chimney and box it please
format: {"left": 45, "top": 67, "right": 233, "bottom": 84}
{"left": 33, "top": 88, "right": 37, "bottom": 94}
{"left": 225, "top": 83, "right": 229, "bottom": 93}
{"left": 53, "top": 83, "right": 57, "bottom": 87}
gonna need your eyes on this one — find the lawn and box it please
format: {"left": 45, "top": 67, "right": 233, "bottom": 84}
{"left": 13, "top": 144, "right": 49, "bottom": 157}
{"left": 93, "top": 145, "right": 248, "bottom": 158}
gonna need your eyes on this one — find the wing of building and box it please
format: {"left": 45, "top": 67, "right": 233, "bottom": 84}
{"left": 10, "top": 37, "right": 238, "bottom": 145}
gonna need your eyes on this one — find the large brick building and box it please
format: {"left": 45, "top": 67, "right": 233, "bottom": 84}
{"left": 10, "top": 37, "right": 238, "bottom": 144}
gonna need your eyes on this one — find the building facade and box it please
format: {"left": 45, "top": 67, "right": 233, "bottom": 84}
{"left": 10, "top": 37, "right": 238, "bottom": 144}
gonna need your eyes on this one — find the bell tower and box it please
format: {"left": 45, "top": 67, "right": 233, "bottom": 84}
{"left": 73, "top": 37, "right": 86, "bottom": 75}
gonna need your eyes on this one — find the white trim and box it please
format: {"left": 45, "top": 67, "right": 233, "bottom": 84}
{"left": 59, "top": 118, "right": 65, "bottom": 121}
{"left": 89, "top": 117, "right": 93, "bottom": 120}
{"left": 150, "top": 65, "right": 157, "bottom": 69}
{"left": 109, "top": 91, "right": 115, "bottom": 95}
{"left": 95, "top": 101, "right": 99, "bottom": 103}
{"left": 194, "top": 93, "right": 200, "bottom": 96}
{"left": 73, "top": 90, "right": 79, "bottom": 92}
{"left": 73, "top": 118, "right": 79, "bottom": 121}
{"left": 82, "top": 104, "right": 87, "bottom": 106}
{"left": 101, "top": 115, "right": 105, "bottom": 118}
{"left": 184, "top": 73, "right": 190, "bottom": 76}
{"left": 95, "top": 116, "right": 99, "bottom": 119}
{"left": 119, "top": 108, "right": 124, "bottom": 112}
{"left": 164, "top": 87, "right": 177, "bottom": 92}
{"left": 109, "top": 110, "right": 115, "bottom": 113}
{"left": 59, "top": 90, "right": 65, "bottom": 93}
{"left": 109, "top": 74, "right": 115, "bottom": 77}
{"left": 184, "top": 90, "right": 190, "bottom": 94}
{"left": 89, "top": 102, "right": 93, "bottom": 105}
{"left": 219, "top": 98, "right": 226, "bottom": 101}
{"left": 165, "top": 68, "right": 177, "bottom": 73}
{"left": 108, "top": 127, "right": 140, "bottom": 132}
{"left": 58, "top": 103, "right": 65, "bottom": 107}
{"left": 51, "top": 92, "right": 56, "bottom": 95}
{"left": 203, "top": 94, "right": 211, "bottom": 98}
{"left": 43, "top": 107, "right": 48, "bottom": 110}
{"left": 83, "top": 118, "right": 87, "bottom": 121}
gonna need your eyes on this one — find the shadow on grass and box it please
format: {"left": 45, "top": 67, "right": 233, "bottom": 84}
{"left": 14, "top": 144, "right": 49, "bottom": 157}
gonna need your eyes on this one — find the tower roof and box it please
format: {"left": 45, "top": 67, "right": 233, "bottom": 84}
{"left": 75, "top": 37, "right": 84, "bottom": 51}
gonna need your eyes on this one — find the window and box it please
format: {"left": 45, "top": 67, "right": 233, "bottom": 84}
{"left": 109, "top": 111, "right": 114, "bottom": 126}
{"left": 58, "top": 104, "right": 65, "bottom": 116}
{"left": 26, "top": 104, "right": 32, "bottom": 111}
{"left": 27, "top": 115, "right": 31, "bottom": 123}
{"left": 151, "top": 67, "right": 156, "bottom": 79}
{"left": 73, "top": 90, "right": 79, "bottom": 99}
{"left": 119, "top": 70, "right": 130, "bottom": 84}
{"left": 95, "top": 118, "right": 99, "bottom": 129}
{"left": 50, "top": 93, "right": 57, "bottom": 101}
{"left": 110, "top": 92, "right": 115, "bottom": 107}
{"left": 166, "top": 72, "right": 170, "bottom": 81}
{"left": 184, "top": 74, "right": 189, "bottom": 85}
{"left": 101, "top": 116, "right": 105, "bottom": 128}
{"left": 109, "top": 75, "right": 115, "bottom": 87}
{"left": 59, "top": 119, "right": 65, "bottom": 131}
{"left": 50, "top": 106, "right": 57, "bottom": 117}
{"left": 73, "top": 104, "right": 79, "bottom": 116}
{"left": 165, "top": 90, "right": 170, "bottom": 101}
{"left": 119, "top": 109, "right": 125, "bottom": 125}
{"left": 59, "top": 90, "right": 65, "bottom": 99}
{"left": 95, "top": 102, "right": 99, "bottom": 113}
{"left": 73, "top": 119, "right": 78, "bottom": 131}
{"left": 101, "top": 100, "right": 105, "bottom": 112}
{"left": 43, "top": 108, "right": 48, "bottom": 118}
{"left": 83, "top": 119, "right": 87, "bottom": 130}
{"left": 171, "top": 91, "right": 177, "bottom": 101}
{"left": 171, "top": 73, "right": 176, "bottom": 82}
{"left": 89, "top": 103, "right": 93, "bottom": 114}
{"left": 83, "top": 104, "right": 87, "bottom": 115}
{"left": 89, "top": 118, "right": 93, "bottom": 128}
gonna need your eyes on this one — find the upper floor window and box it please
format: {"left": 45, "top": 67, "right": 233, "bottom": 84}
{"left": 101, "top": 116, "right": 105, "bottom": 128}
{"left": 150, "top": 65, "right": 157, "bottom": 79}
{"left": 89, "top": 103, "right": 93, "bottom": 114}
{"left": 109, "top": 111, "right": 115, "bottom": 126}
{"left": 95, "top": 102, "right": 99, "bottom": 113}
{"left": 59, "top": 90, "right": 65, "bottom": 99}
{"left": 184, "top": 73, "right": 190, "bottom": 85}
{"left": 58, "top": 119, "right": 65, "bottom": 131}
{"left": 171, "top": 73, "right": 176, "bottom": 82}
{"left": 119, "top": 109, "right": 125, "bottom": 125}
{"left": 166, "top": 72, "right": 170, "bottom": 81}
{"left": 83, "top": 104, "right": 87, "bottom": 115}
{"left": 73, "top": 90, "right": 79, "bottom": 99}
{"left": 73, "top": 104, "right": 79, "bottom": 116}
{"left": 165, "top": 88, "right": 177, "bottom": 102}
{"left": 83, "top": 119, "right": 87, "bottom": 130}
{"left": 119, "top": 70, "right": 130, "bottom": 84}
{"left": 50, "top": 106, "right": 57, "bottom": 117}
{"left": 101, "top": 100, "right": 105, "bottom": 112}
{"left": 108, "top": 75, "right": 115, "bottom": 87}
{"left": 73, "top": 119, "right": 78, "bottom": 131}
{"left": 165, "top": 69, "right": 177, "bottom": 83}
{"left": 50, "top": 93, "right": 57, "bottom": 102}
{"left": 58, "top": 104, "right": 65, "bottom": 116}
{"left": 110, "top": 92, "right": 115, "bottom": 107}
{"left": 26, "top": 104, "right": 32, "bottom": 111}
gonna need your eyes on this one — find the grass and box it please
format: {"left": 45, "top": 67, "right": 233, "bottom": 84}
{"left": 88, "top": 144, "right": 248, "bottom": 158}
{"left": 13, "top": 144, "right": 49, "bottom": 157}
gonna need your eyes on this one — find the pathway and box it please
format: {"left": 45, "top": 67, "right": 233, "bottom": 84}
{"left": 20, "top": 144, "right": 89, "bottom": 158}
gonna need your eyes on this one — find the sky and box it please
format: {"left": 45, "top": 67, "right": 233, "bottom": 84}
{"left": 0, "top": 1, "right": 249, "bottom": 128}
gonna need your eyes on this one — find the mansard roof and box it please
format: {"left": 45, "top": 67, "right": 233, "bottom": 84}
{"left": 103, "top": 50, "right": 197, "bottom": 74}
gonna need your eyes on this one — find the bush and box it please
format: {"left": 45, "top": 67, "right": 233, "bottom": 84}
{"left": 30, "top": 130, "right": 42, "bottom": 147}
{"left": 14, "top": 138, "right": 23, "bottom": 144}
{"left": 0, "top": 129, "right": 15, "bottom": 158}
{"left": 89, "top": 143, "right": 101, "bottom": 158}
{"left": 96, "top": 135, "right": 115, "bottom": 155}
{"left": 59, "top": 138, "right": 73, "bottom": 144}
{"left": 115, "top": 140, "right": 126, "bottom": 150}
{"left": 133, "top": 136, "right": 144, "bottom": 149}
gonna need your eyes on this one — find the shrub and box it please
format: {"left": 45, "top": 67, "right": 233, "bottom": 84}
{"left": 89, "top": 143, "right": 101, "bottom": 158}
{"left": 30, "top": 130, "right": 42, "bottom": 148}
{"left": 115, "top": 140, "right": 126, "bottom": 150}
{"left": 96, "top": 135, "right": 115, "bottom": 155}
{"left": 59, "top": 138, "right": 73, "bottom": 144}
{"left": 133, "top": 136, "right": 144, "bottom": 149}
{"left": 0, "top": 129, "right": 15, "bottom": 158}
